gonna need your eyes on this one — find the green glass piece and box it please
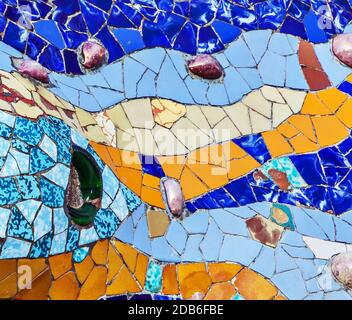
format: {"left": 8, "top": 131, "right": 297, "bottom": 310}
{"left": 71, "top": 150, "right": 103, "bottom": 201}
{"left": 67, "top": 203, "right": 98, "bottom": 227}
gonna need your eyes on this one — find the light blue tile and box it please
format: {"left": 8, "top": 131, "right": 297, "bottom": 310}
{"left": 275, "top": 247, "right": 297, "bottom": 273}
{"left": 110, "top": 189, "right": 129, "bottom": 221}
{"left": 295, "top": 259, "right": 320, "bottom": 280}
{"left": 306, "top": 278, "right": 321, "bottom": 293}
{"left": 100, "top": 62, "right": 124, "bottom": 91}
{"left": 157, "top": 56, "right": 193, "bottom": 103}
{"left": 184, "top": 76, "right": 209, "bottom": 104}
{"left": 114, "top": 215, "right": 134, "bottom": 245}
{"left": 10, "top": 149, "right": 29, "bottom": 174}
{"left": 134, "top": 216, "right": 152, "bottom": 255}
{"left": 0, "top": 154, "right": 19, "bottom": 176}
{"left": 17, "top": 200, "right": 41, "bottom": 224}
{"left": 286, "top": 55, "right": 309, "bottom": 89}
{"left": 237, "top": 67, "right": 263, "bottom": 90}
{"left": 0, "top": 208, "right": 10, "bottom": 238}
{"left": 166, "top": 220, "right": 187, "bottom": 254}
{"left": 151, "top": 237, "right": 180, "bottom": 263}
{"left": 57, "top": 83, "right": 79, "bottom": 105}
{"left": 132, "top": 48, "right": 165, "bottom": 73}
{"left": 219, "top": 235, "right": 262, "bottom": 265}
{"left": 53, "top": 207, "right": 68, "bottom": 234}
{"left": 225, "top": 206, "right": 256, "bottom": 219}
{"left": 89, "top": 86, "right": 124, "bottom": 108}
{"left": 280, "top": 230, "right": 306, "bottom": 247}
{"left": 34, "top": 205, "right": 52, "bottom": 241}
{"left": 53, "top": 73, "right": 89, "bottom": 92}
{"left": 281, "top": 244, "right": 314, "bottom": 259}
{"left": 124, "top": 57, "right": 147, "bottom": 98}
{"left": 39, "top": 135, "right": 57, "bottom": 161}
{"left": 182, "top": 211, "right": 209, "bottom": 234}
{"left": 0, "top": 110, "right": 15, "bottom": 127}
{"left": 243, "top": 30, "right": 272, "bottom": 63}
{"left": 79, "top": 226, "right": 99, "bottom": 245}
{"left": 250, "top": 245, "right": 275, "bottom": 278}
{"left": 258, "top": 51, "right": 286, "bottom": 86}
{"left": 167, "top": 51, "right": 188, "bottom": 79}
{"left": 304, "top": 208, "right": 335, "bottom": 241}
{"left": 43, "top": 163, "right": 70, "bottom": 189}
{"left": 247, "top": 202, "right": 272, "bottom": 218}
{"left": 272, "top": 269, "right": 307, "bottom": 300}
{"left": 224, "top": 67, "right": 251, "bottom": 102}
{"left": 81, "top": 72, "right": 109, "bottom": 87}
{"left": 0, "top": 237, "right": 31, "bottom": 258}
{"left": 210, "top": 209, "right": 247, "bottom": 236}
{"left": 137, "top": 69, "right": 157, "bottom": 97}
{"left": 79, "top": 91, "right": 101, "bottom": 111}
{"left": 325, "top": 291, "right": 352, "bottom": 300}
{"left": 334, "top": 217, "right": 352, "bottom": 243}
{"left": 304, "top": 292, "right": 324, "bottom": 300}
{"left": 207, "top": 83, "right": 229, "bottom": 105}
{"left": 0, "top": 137, "right": 10, "bottom": 157}
{"left": 269, "top": 33, "right": 297, "bottom": 55}
{"left": 225, "top": 37, "right": 256, "bottom": 67}
{"left": 200, "top": 218, "right": 223, "bottom": 261}
{"left": 182, "top": 235, "right": 203, "bottom": 262}
{"left": 102, "top": 166, "right": 119, "bottom": 199}
{"left": 50, "top": 231, "right": 67, "bottom": 255}
{"left": 71, "top": 129, "right": 88, "bottom": 149}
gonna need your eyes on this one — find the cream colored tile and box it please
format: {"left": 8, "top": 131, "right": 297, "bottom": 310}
{"left": 13, "top": 72, "right": 36, "bottom": 92}
{"left": 212, "top": 117, "right": 241, "bottom": 143}
{"left": 133, "top": 128, "right": 159, "bottom": 155}
{"left": 122, "top": 98, "right": 154, "bottom": 129}
{"left": 93, "top": 113, "right": 116, "bottom": 147}
{"left": 116, "top": 129, "right": 139, "bottom": 152}
{"left": 200, "top": 106, "right": 227, "bottom": 128}
{"left": 0, "top": 100, "right": 12, "bottom": 112}
{"left": 171, "top": 117, "right": 214, "bottom": 151}
{"left": 224, "top": 102, "right": 252, "bottom": 135}
{"left": 261, "top": 86, "right": 285, "bottom": 103}
{"left": 243, "top": 90, "right": 272, "bottom": 118}
{"left": 32, "top": 92, "right": 62, "bottom": 118}
{"left": 278, "top": 88, "right": 307, "bottom": 113}
{"left": 152, "top": 124, "right": 189, "bottom": 155}
{"left": 272, "top": 103, "right": 293, "bottom": 127}
{"left": 249, "top": 109, "right": 272, "bottom": 133}
{"left": 76, "top": 108, "right": 97, "bottom": 126}
{"left": 12, "top": 100, "right": 43, "bottom": 119}
{"left": 83, "top": 125, "right": 109, "bottom": 144}
{"left": 106, "top": 105, "right": 132, "bottom": 131}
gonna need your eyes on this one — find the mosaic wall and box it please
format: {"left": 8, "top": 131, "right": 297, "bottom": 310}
{"left": 0, "top": 0, "right": 352, "bottom": 301}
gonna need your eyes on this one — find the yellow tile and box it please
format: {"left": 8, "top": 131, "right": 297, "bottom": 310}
{"left": 288, "top": 115, "right": 317, "bottom": 142}
{"left": 179, "top": 166, "right": 209, "bottom": 200}
{"left": 92, "top": 240, "right": 108, "bottom": 265}
{"left": 228, "top": 156, "right": 260, "bottom": 180}
{"left": 290, "top": 134, "right": 320, "bottom": 154}
{"left": 78, "top": 266, "right": 107, "bottom": 300}
{"left": 142, "top": 173, "right": 161, "bottom": 189}
{"left": 277, "top": 122, "right": 299, "bottom": 138}
{"left": 113, "top": 241, "right": 138, "bottom": 273}
{"left": 141, "top": 186, "right": 165, "bottom": 209}
{"left": 336, "top": 99, "right": 352, "bottom": 128}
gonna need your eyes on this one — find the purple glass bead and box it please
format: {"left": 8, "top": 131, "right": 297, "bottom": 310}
{"left": 17, "top": 60, "right": 49, "bottom": 83}
{"left": 81, "top": 41, "right": 106, "bottom": 69}
{"left": 161, "top": 178, "right": 185, "bottom": 218}
{"left": 187, "top": 54, "right": 223, "bottom": 80}
{"left": 332, "top": 34, "right": 352, "bottom": 68}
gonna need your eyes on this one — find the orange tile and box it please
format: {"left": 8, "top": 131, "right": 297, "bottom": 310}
{"left": 289, "top": 134, "right": 320, "bottom": 154}
{"left": 221, "top": 141, "right": 248, "bottom": 161}
{"left": 107, "top": 243, "right": 124, "bottom": 283}
{"left": 0, "top": 273, "right": 17, "bottom": 299}
{"left": 142, "top": 173, "right": 161, "bottom": 189}
{"left": 162, "top": 265, "right": 179, "bottom": 295}
{"left": 49, "top": 253, "right": 72, "bottom": 279}
{"left": 186, "top": 162, "right": 229, "bottom": 189}
{"left": 177, "top": 263, "right": 212, "bottom": 299}
{"left": 0, "top": 260, "right": 16, "bottom": 282}
{"left": 113, "top": 241, "right": 138, "bottom": 273}
{"left": 208, "top": 263, "right": 243, "bottom": 283}
{"left": 141, "top": 186, "right": 165, "bottom": 208}
{"left": 92, "top": 240, "right": 108, "bottom": 265}
{"left": 78, "top": 266, "right": 107, "bottom": 300}
{"left": 106, "top": 146, "right": 122, "bottom": 167}
{"left": 204, "top": 282, "right": 237, "bottom": 300}
{"left": 106, "top": 265, "right": 141, "bottom": 295}
{"left": 158, "top": 155, "right": 187, "bottom": 179}
{"left": 336, "top": 99, "right": 352, "bottom": 128}
{"left": 235, "top": 268, "right": 278, "bottom": 300}
{"left": 301, "top": 93, "right": 332, "bottom": 115}
{"left": 119, "top": 149, "right": 142, "bottom": 171}
{"left": 179, "top": 166, "right": 209, "bottom": 200}
{"left": 262, "top": 131, "right": 293, "bottom": 158}
{"left": 317, "top": 88, "right": 348, "bottom": 113}
{"left": 227, "top": 156, "right": 260, "bottom": 180}
{"left": 277, "top": 122, "right": 299, "bottom": 139}
{"left": 114, "top": 167, "right": 142, "bottom": 196}
{"left": 90, "top": 142, "right": 114, "bottom": 169}
{"left": 288, "top": 114, "right": 317, "bottom": 142}
{"left": 50, "top": 272, "right": 79, "bottom": 300}
{"left": 275, "top": 295, "right": 287, "bottom": 300}
{"left": 74, "top": 255, "right": 95, "bottom": 284}
{"left": 134, "top": 253, "right": 149, "bottom": 288}
{"left": 312, "top": 116, "right": 349, "bottom": 147}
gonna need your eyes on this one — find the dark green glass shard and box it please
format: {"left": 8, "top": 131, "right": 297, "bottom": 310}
{"left": 67, "top": 203, "right": 98, "bottom": 227}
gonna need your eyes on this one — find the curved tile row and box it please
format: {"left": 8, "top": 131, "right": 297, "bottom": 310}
{"left": 0, "top": 0, "right": 350, "bottom": 74}
{"left": 115, "top": 201, "right": 352, "bottom": 300}
{"left": 0, "top": 30, "right": 350, "bottom": 110}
